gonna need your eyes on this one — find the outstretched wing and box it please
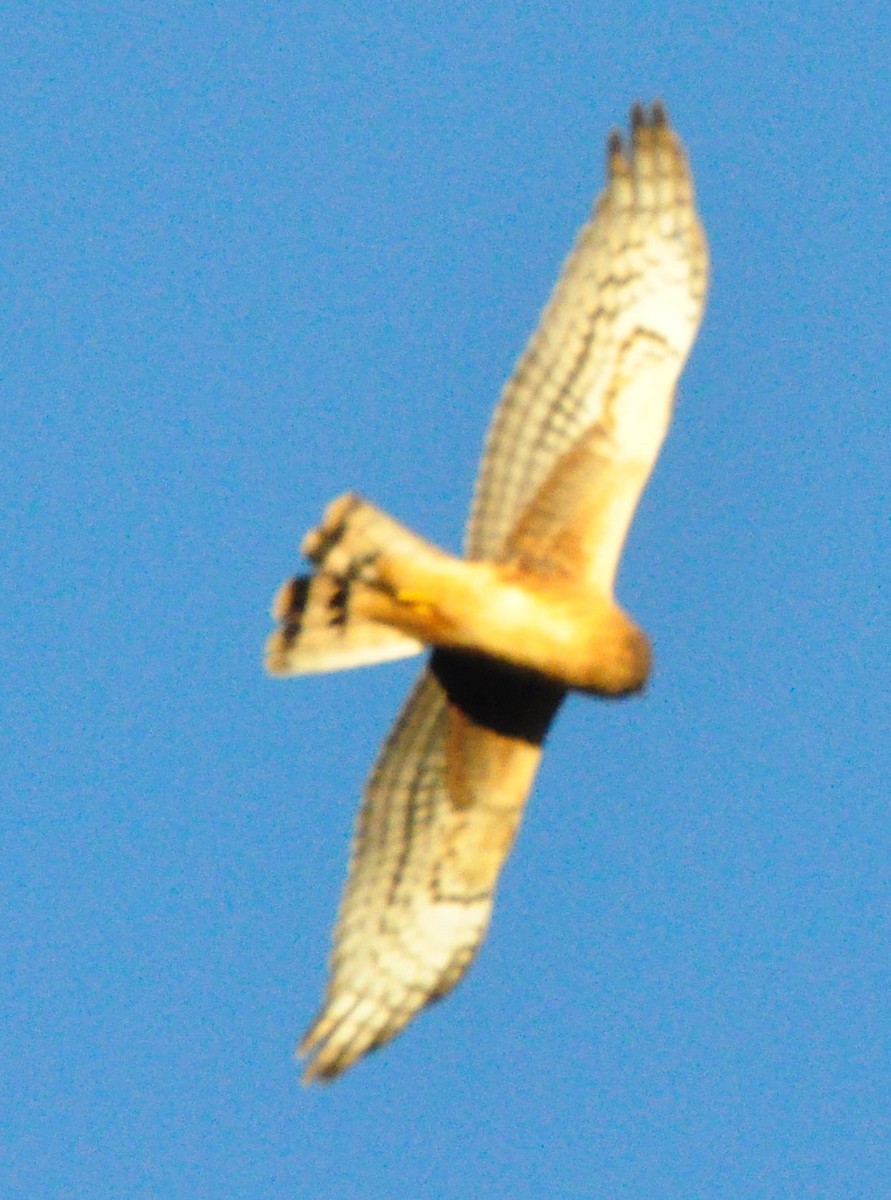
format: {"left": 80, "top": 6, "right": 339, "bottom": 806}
{"left": 299, "top": 103, "right": 707, "bottom": 1080}
{"left": 467, "top": 100, "right": 707, "bottom": 575}
{"left": 300, "top": 663, "right": 563, "bottom": 1081}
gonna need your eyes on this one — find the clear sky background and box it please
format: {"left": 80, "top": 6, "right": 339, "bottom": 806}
{"left": 3, "top": 4, "right": 888, "bottom": 1198}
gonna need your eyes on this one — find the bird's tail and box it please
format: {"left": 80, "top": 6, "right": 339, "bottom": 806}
{"left": 265, "top": 493, "right": 426, "bottom": 676}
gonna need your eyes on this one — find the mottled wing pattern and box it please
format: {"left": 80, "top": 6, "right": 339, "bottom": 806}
{"left": 467, "top": 101, "right": 707, "bottom": 568}
{"left": 300, "top": 673, "right": 463, "bottom": 1079}
{"left": 301, "top": 663, "right": 564, "bottom": 1080}
{"left": 299, "top": 104, "right": 707, "bottom": 1081}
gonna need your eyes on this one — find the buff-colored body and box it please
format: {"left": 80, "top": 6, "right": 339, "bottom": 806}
{"left": 294, "top": 491, "right": 650, "bottom": 695}
{"left": 266, "top": 103, "right": 708, "bottom": 1081}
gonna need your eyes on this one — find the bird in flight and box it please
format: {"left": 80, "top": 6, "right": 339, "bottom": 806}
{"left": 266, "top": 102, "right": 708, "bottom": 1082}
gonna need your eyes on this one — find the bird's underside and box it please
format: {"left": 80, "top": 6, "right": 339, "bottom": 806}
{"left": 265, "top": 101, "right": 708, "bottom": 1082}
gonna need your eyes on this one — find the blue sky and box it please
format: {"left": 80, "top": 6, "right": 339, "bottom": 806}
{"left": 3, "top": 4, "right": 888, "bottom": 1197}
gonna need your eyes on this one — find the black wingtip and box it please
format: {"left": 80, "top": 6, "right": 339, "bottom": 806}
{"left": 651, "top": 98, "right": 668, "bottom": 126}
{"left": 630, "top": 100, "right": 669, "bottom": 132}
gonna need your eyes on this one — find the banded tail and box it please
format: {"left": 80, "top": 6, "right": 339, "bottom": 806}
{"left": 265, "top": 493, "right": 425, "bottom": 676}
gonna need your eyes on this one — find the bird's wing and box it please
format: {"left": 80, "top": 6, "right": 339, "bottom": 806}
{"left": 299, "top": 660, "right": 563, "bottom": 1081}
{"left": 466, "top": 101, "right": 707, "bottom": 585}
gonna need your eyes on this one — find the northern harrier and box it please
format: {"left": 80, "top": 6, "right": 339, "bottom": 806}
{"left": 266, "top": 102, "right": 708, "bottom": 1081}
